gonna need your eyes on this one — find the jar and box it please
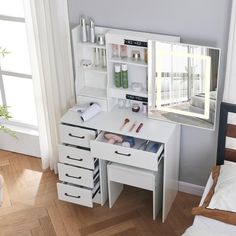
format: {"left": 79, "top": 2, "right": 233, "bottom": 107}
{"left": 121, "top": 64, "right": 128, "bottom": 89}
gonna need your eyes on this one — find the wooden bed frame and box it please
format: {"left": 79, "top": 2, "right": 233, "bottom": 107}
{"left": 217, "top": 102, "right": 236, "bottom": 165}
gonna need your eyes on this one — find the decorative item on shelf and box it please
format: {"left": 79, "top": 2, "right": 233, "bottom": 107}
{"left": 118, "top": 98, "right": 124, "bottom": 109}
{"left": 131, "top": 50, "right": 141, "bottom": 60}
{"left": 81, "top": 59, "right": 92, "bottom": 68}
{"left": 104, "top": 133, "right": 123, "bottom": 144}
{"left": 80, "top": 103, "right": 102, "bottom": 122}
{"left": 120, "top": 45, "right": 128, "bottom": 58}
{"left": 112, "top": 44, "right": 119, "bottom": 57}
{"left": 142, "top": 102, "right": 148, "bottom": 114}
{"left": 114, "top": 64, "right": 121, "bottom": 87}
{"left": 119, "top": 118, "right": 130, "bottom": 130}
{"left": 96, "top": 34, "right": 105, "bottom": 46}
{"left": 121, "top": 64, "right": 128, "bottom": 89}
{"left": 88, "top": 18, "right": 95, "bottom": 43}
{"left": 80, "top": 16, "right": 87, "bottom": 42}
{"left": 124, "top": 99, "right": 131, "bottom": 109}
{"left": 101, "top": 49, "right": 107, "bottom": 68}
{"left": 131, "top": 82, "right": 142, "bottom": 92}
{"left": 132, "top": 103, "right": 140, "bottom": 112}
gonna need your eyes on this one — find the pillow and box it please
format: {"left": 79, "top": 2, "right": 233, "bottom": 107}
{"left": 192, "top": 161, "right": 236, "bottom": 225}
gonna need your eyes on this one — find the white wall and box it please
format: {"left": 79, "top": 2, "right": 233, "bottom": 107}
{"left": 67, "top": 0, "right": 232, "bottom": 186}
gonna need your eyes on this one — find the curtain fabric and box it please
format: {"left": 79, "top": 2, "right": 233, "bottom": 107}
{"left": 223, "top": 0, "right": 236, "bottom": 103}
{"left": 24, "top": 0, "right": 75, "bottom": 173}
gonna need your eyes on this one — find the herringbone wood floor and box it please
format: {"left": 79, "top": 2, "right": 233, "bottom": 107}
{"left": 0, "top": 150, "right": 200, "bottom": 236}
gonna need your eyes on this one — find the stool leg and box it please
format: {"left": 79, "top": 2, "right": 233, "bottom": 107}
{"left": 108, "top": 181, "right": 123, "bottom": 208}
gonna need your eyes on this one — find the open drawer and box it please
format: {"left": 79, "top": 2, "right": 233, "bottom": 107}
{"left": 57, "top": 179, "right": 100, "bottom": 207}
{"left": 58, "top": 163, "right": 99, "bottom": 188}
{"left": 90, "top": 132, "right": 164, "bottom": 171}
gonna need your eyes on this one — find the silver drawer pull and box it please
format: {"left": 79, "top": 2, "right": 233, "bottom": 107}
{"left": 115, "top": 151, "right": 131, "bottom": 157}
{"left": 66, "top": 156, "right": 83, "bottom": 162}
{"left": 65, "top": 193, "right": 81, "bottom": 199}
{"left": 68, "top": 133, "right": 85, "bottom": 139}
{"left": 65, "top": 173, "right": 82, "bottom": 179}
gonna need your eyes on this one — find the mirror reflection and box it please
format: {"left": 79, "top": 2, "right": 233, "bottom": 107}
{"left": 148, "top": 42, "right": 220, "bottom": 130}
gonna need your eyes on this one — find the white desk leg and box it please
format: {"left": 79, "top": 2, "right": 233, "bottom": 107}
{"left": 153, "top": 158, "right": 164, "bottom": 220}
{"left": 108, "top": 181, "right": 124, "bottom": 208}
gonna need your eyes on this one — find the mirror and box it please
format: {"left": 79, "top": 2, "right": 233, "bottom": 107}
{"left": 148, "top": 41, "right": 220, "bottom": 130}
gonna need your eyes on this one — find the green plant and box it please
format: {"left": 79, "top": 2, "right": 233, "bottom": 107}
{"left": 0, "top": 47, "right": 16, "bottom": 138}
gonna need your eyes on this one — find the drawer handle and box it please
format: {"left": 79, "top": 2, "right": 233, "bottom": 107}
{"left": 68, "top": 133, "right": 85, "bottom": 139}
{"left": 115, "top": 151, "right": 131, "bottom": 157}
{"left": 66, "top": 156, "right": 83, "bottom": 162}
{"left": 65, "top": 193, "right": 81, "bottom": 199}
{"left": 65, "top": 173, "right": 82, "bottom": 179}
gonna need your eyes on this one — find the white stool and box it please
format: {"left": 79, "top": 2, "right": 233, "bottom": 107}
{"left": 0, "top": 175, "right": 4, "bottom": 206}
{"left": 107, "top": 161, "right": 163, "bottom": 220}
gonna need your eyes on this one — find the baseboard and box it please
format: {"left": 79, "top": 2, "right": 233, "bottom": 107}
{"left": 179, "top": 181, "right": 204, "bottom": 196}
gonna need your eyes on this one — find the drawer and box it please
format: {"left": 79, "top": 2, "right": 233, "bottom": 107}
{"left": 57, "top": 181, "right": 100, "bottom": 207}
{"left": 107, "top": 163, "right": 156, "bottom": 191}
{"left": 58, "top": 144, "right": 94, "bottom": 169}
{"left": 91, "top": 132, "right": 164, "bottom": 171}
{"left": 58, "top": 163, "right": 99, "bottom": 188}
{"left": 59, "top": 124, "right": 97, "bottom": 148}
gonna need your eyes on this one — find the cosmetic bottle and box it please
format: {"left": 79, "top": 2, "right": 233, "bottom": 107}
{"left": 80, "top": 17, "right": 87, "bottom": 42}
{"left": 89, "top": 18, "right": 95, "bottom": 43}
{"left": 121, "top": 64, "right": 128, "bottom": 89}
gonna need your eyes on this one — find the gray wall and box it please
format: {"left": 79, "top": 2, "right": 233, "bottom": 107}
{"left": 68, "top": 0, "right": 232, "bottom": 186}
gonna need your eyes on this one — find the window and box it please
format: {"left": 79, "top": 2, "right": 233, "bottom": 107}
{"left": 0, "top": 0, "right": 37, "bottom": 128}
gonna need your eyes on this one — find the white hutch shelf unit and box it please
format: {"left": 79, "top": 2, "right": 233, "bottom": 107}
{"left": 58, "top": 25, "right": 181, "bottom": 222}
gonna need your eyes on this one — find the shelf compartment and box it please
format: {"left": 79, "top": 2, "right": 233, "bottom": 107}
{"left": 78, "top": 87, "right": 107, "bottom": 99}
{"left": 109, "top": 56, "right": 147, "bottom": 67}
{"left": 79, "top": 66, "right": 107, "bottom": 74}
{"left": 109, "top": 87, "right": 148, "bottom": 99}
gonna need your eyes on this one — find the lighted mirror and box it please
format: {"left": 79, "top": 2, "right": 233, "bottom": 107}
{"left": 148, "top": 41, "right": 220, "bottom": 130}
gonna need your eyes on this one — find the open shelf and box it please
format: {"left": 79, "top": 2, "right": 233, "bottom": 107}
{"left": 109, "top": 56, "right": 147, "bottom": 68}
{"left": 78, "top": 87, "right": 107, "bottom": 99}
{"left": 77, "top": 42, "right": 106, "bottom": 49}
{"left": 79, "top": 66, "right": 107, "bottom": 74}
{"left": 109, "top": 87, "right": 148, "bottom": 99}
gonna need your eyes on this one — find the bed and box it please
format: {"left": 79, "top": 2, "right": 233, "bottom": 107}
{"left": 189, "top": 91, "right": 216, "bottom": 123}
{"left": 182, "top": 102, "right": 236, "bottom": 236}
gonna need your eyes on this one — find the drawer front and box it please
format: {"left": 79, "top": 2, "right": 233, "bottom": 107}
{"left": 91, "top": 136, "right": 161, "bottom": 171}
{"left": 58, "top": 144, "right": 94, "bottom": 169}
{"left": 57, "top": 183, "right": 93, "bottom": 207}
{"left": 58, "top": 163, "right": 95, "bottom": 188}
{"left": 59, "top": 124, "right": 96, "bottom": 148}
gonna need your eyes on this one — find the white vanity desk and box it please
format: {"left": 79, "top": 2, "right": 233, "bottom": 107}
{"left": 58, "top": 106, "right": 180, "bottom": 222}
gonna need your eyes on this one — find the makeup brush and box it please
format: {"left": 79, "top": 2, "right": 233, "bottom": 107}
{"left": 120, "top": 118, "right": 130, "bottom": 130}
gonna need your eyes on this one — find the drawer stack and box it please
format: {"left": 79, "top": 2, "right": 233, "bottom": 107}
{"left": 57, "top": 124, "right": 101, "bottom": 207}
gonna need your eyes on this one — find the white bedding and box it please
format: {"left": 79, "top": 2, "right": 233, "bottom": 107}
{"left": 190, "top": 91, "right": 216, "bottom": 112}
{"left": 182, "top": 164, "right": 236, "bottom": 236}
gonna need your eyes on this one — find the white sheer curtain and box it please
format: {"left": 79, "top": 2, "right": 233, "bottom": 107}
{"left": 223, "top": 0, "right": 236, "bottom": 102}
{"left": 24, "top": 0, "right": 75, "bottom": 173}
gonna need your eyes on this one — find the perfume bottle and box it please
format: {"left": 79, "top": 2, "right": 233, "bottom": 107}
{"left": 80, "top": 16, "right": 87, "bottom": 42}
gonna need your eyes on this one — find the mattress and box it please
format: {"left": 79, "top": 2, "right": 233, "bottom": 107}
{"left": 192, "top": 173, "right": 236, "bottom": 234}
{"left": 190, "top": 91, "right": 216, "bottom": 112}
